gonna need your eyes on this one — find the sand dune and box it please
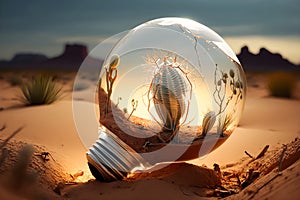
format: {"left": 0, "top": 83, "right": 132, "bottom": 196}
{"left": 0, "top": 73, "right": 299, "bottom": 199}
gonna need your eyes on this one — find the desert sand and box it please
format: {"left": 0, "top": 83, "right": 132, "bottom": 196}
{"left": 0, "top": 71, "right": 299, "bottom": 199}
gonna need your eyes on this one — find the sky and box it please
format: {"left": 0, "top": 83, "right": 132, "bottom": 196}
{"left": 0, "top": 0, "right": 299, "bottom": 64}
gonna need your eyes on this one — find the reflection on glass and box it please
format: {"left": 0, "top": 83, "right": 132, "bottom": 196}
{"left": 86, "top": 17, "right": 247, "bottom": 182}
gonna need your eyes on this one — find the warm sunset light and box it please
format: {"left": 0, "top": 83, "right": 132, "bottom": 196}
{"left": 82, "top": 17, "right": 247, "bottom": 182}
{"left": 0, "top": 1, "right": 299, "bottom": 199}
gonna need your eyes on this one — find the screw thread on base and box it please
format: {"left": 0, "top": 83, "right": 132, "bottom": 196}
{"left": 87, "top": 127, "right": 150, "bottom": 182}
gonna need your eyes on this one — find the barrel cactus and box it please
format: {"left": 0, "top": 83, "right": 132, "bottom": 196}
{"left": 149, "top": 57, "right": 190, "bottom": 134}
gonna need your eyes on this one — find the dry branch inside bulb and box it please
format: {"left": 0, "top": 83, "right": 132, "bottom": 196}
{"left": 128, "top": 99, "right": 138, "bottom": 120}
{"left": 213, "top": 64, "right": 244, "bottom": 135}
{"left": 105, "top": 55, "right": 120, "bottom": 115}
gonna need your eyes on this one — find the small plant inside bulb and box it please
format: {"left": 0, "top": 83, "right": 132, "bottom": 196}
{"left": 77, "top": 17, "right": 247, "bottom": 182}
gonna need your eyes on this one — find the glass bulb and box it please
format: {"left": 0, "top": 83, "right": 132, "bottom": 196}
{"left": 73, "top": 17, "right": 247, "bottom": 182}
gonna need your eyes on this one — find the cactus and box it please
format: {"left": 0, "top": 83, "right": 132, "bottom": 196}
{"left": 149, "top": 57, "right": 189, "bottom": 133}
{"left": 105, "top": 55, "right": 120, "bottom": 115}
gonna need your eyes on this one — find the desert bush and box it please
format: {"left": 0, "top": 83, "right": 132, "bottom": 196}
{"left": 217, "top": 114, "right": 233, "bottom": 136}
{"left": 267, "top": 72, "right": 296, "bottom": 98}
{"left": 19, "top": 74, "right": 62, "bottom": 105}
{"left": 8, "top": 75, "right": 23, "bottom": 86}
{"left": 201, "top": 111, "right": 216, "bottom": 136}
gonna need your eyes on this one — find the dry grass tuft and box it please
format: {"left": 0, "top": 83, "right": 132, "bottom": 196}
{"left": 8, "top": 75, "right": 23, "bottom": 86}
{"left": 267, "top": 72, "right": 296, "bottom": 98}
{"left": 217, "top": 114, "right": 234, "bottom": 136}
{"left": 19, "top": 74, "right": 62, "bottom": 105}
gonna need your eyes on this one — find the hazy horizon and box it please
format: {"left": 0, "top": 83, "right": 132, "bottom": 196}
{"left": 0, "top": 0, "right": 299, "bottom": 64}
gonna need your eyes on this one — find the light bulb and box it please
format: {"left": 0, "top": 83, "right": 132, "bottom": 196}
{"left": 74, "top": 17, "right": 247, "bottom": 182}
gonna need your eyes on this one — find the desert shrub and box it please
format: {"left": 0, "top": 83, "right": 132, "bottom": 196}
{"left": 19, "top": 74, "right": 62, "bottom": 105}
{"left": 201, "top": 111, "right": 216, "bottom": 136}
{"left": 267, "top": 72, "right": 296, "bottom": 98}
{"left": 8, "top": 76, "right": 23, "bottom": 86}
{"left": 73, "top": 81, "right": 90, "bottom": 91}
{"left": 217, "top": 114, "right": 234, "bottom": 136}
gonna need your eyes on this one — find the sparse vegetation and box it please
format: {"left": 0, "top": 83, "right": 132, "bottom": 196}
{"left": 217, "top": 114, "right": 234, "bottom": 137}
{"left": 19, "top": 74, "right": 62, "bottom": 105}
{"left": 200, "top": 111, "right": 216, "bottom": 136}
{"left": 116, "top": 97, "right": 122, "bottom": 107}
{"left": 105, "top": 55, "right": 120, "bottom": 114}
{"left": 213, "top": 66, "right": 244, "bottom": 116}
{"left": 194, "top": 111, "right": 216, "bottom": 141}
{"left": 213, "top": 65, "right": 244, "bottom": 136}
{"left": 267, "top": 72, "right": 296, "bottom": 98}
{"left": 128, "top": 99, "right": 138, "bottom": 120}
{"left": 8, "top": 75, "right": 23, "bottom": 86}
